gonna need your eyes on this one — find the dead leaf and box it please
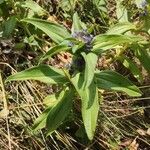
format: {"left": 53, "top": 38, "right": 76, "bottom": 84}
{"left": 147, "top": 128, "right": 150, "bottom": 136}
{"left": 119, "top": 139, "right": 132, "bottom": 147}
{"left": 0, "top": 109, "right": 9, "bottom": 118}
{"left": 128, "top": 138, "right": 139, "bottom": 150}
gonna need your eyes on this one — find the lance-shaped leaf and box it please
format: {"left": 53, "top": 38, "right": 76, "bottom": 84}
{"left": 106, "top": 22, "right": 137, "bottom": 35}
{"left": 92, "top": 34, "right": 144, "bottom": 53}
{"left": 81, "top": 52, "right": 98, "bottom": 88}
{"left": 6, "top": 65, "right": 68, "bottom": 84}
{"left": 32, "top": 107, "right": 52, "bottom": 131}
{"left": 33, "top": 92, "right": 66, "bottom": 131}
{"left": 95, "top": 70, "right": 142, "bottom": 97}
{"left": 46, "top": 88, "right": 74, "bottom": 136}
{"left": 22, "top": 18, "right": 71, "bottom": 43}
{"left": 71, "top": 73, "right": 99, "bottom": 140}
{"left": 40, "top": 45, "right": 71, "bottom": 63}
{"left": 116, "top": 0, "right": 128, "bottom": 22}
{"left": 71, "top": 12, "right": 86, "bottom": 33}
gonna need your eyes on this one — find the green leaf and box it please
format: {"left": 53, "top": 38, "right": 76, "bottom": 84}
{"left": 6, "top": 65, "right": 68, "bottom": 84}
{"left": 93, "top": 0, "right": 107, "bottom": 12}
{"left": 46, "top": 88, "right": 74, "bottom": 135}
{"left": 135, "top": 48, "right": 150, "bottom": 73}
{"left": 32, "top": 107, "right": 52, "bottom": 131}
{"left": 119, "top": 56, "right": 143, "bottom": 83}
{"left": 2, "top": 16, "right": 17, "bottom": 38}
{"left": 18, "top": 0, "right": 47, "bottom": 16}
{"left": 22, "top": 18, "right": 71, "bottom": 44}
{"left": 92, "top": 34, "right": 144, "bottom": 53}
{"left": 95, "top": 70, "right": 142, "bottom": 97}
{"left": 81, "top": 52, "right": 98, "bottom": 88}
{"left": 107, "top": 22, "right": 137, "bottom": 35}
{"left": 32, "top": 90, "right": 69, "bottom": 131}
{"left": 43, "top": 94, "right": 58, "bottom": 107}
{"left": 0, "top": 0, "right": 4, "bottom": 4}
{"left": 116, "top": 0, "right": 128, "bottom": 22}
{"left": 59, "top": 0, "right": 77, "bottom": 12}
{"left": 71, "top": 42, "right": 85, "bottom": 53}
{"left": 71, "top": 12, "right": 86, "bottom": 33}
{"left": 71, "top": 73, "right": 99, "bottom": 140}
{"left": 40, "top": 45, "right": 71, "bottom": 63}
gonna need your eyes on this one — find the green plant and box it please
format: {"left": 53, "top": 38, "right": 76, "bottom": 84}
{"left": 6, "top": 9, "right": 150, "bottom": 141}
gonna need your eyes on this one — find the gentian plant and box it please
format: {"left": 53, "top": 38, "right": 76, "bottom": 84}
{"left": 6, "top": 12, "right": 149, "bottom": 140}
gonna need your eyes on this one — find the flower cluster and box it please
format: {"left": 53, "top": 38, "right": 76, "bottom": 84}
{"left": 70, "top": 30, "right": 94, "bottom": 51}
{"left": 67, "top": 30, "right": 94, "bottom": 75}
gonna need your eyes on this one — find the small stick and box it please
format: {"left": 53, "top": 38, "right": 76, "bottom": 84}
{"left": 0, "top": 71, "right": 12, "bottom": 150}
